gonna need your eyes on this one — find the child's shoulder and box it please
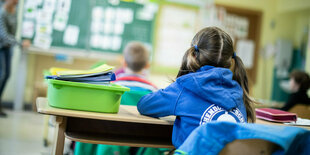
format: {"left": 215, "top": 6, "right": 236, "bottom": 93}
{"left": 114, "top": 73, "right": 157, "bottom": 92}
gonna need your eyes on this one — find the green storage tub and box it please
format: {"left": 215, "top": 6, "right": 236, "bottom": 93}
{"left": 47, "top": 79, "right": 130, "bottom": 113}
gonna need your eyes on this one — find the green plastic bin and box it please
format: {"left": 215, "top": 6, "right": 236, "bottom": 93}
{"left": 47, "top": 79, "right": 130, "bottom": 113}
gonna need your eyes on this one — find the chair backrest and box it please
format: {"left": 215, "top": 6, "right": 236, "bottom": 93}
{"left": 120, "top": 87, "right": 152, "bottom": 106}
{"left": 289, "top": 104, "right": 310, "bottom": 119}
{"left": 219, "top": 139, "right": 279, "bottom": 155}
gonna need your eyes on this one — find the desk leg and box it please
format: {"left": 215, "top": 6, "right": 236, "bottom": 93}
{"left": 52, "top": 116, "right": 67, "bottom": 155}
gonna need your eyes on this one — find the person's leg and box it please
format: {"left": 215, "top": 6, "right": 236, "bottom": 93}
{"left": 0, "top": 47, "right": 11, "bottom": 117}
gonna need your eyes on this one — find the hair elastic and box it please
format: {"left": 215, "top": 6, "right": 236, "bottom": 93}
{"left": 232, "top": 52, "right": 236, "bottom": 58}
{"left": 194, "top": 45, "right": 199, "bottom": 52}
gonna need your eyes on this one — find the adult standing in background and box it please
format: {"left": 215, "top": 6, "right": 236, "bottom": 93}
{"left": 0, "top": 0, "right": 30, "bottom": 117}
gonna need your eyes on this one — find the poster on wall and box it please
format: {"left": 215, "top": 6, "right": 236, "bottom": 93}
{"left": 236, "top": 40, "right": 255, "bottom": 69}
{"left": 155, "top": 5, "right": 198, "bottom": 67}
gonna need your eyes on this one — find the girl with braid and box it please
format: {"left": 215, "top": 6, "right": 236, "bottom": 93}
{"left": 137, "top": 27, "right": 256, "bottom": 148}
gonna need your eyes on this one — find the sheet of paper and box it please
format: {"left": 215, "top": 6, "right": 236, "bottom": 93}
{"left": 36, "top": 0, "right": 43, "bottom": 5}
{"left": 43, "top": 0, "right": 56, "bottom": 13}
{"left": 90, "top": 34, "right": 103, "bottom": 48}
{"left": 22, "top": 20, "right": 35, "bottom": 38}
{"left": 236, "top": 40, "right": 255, "bottom": 69}
{"left": 63, "top": 25, "right": 80, "bottom": 46}
{"left": 57, "top": 0, "right": 71, "bottom": 13}
{"left": 122, "top": 9, "right": 134, "bottom": 24}
{"left": 105, "top": 7, "right": 116, "bottom": 22}
{"left": 137, "top": 9, "right": 154, "bottom": 21}
{"left": 34, "top": 34, "right": 52, "bottom": 50}
{"left": 155, "top": 6, "right": 197, "bottom": 67}
{"left": 137, "top": 3, "right": 158, "bottom": 21}
{"left": 285, "top": 118, "right": 310, "bottom": 126}
{"left": 114, "top": 22, "right": 124, "bottom": 35}
{"left": 112, "top": 36, "right": 122, "bottom": 51}
{"left": 101, "top": 35, "right": 112, "bottom": 49}
{"left": 53, "top": 12, "right": 69, "bottom": 31}
{"left": 108, "top": 0, "right": 120, "bottom": 5}
{"left": 36, "top": 23, "right": 53, "bottom": 35}
{"left": 92, "top": 6, "right": 104, "bottom": 22}
{"left": 36, "top": 10, "right": 53, "bottom": 24}
{"left": 24, "top": 0, "right": 37, "bottom": 19}
{"left": 91, "top": 21, "right": 104, "bottom": 33}
{"left": 115, "top": 8, "right": 123, "bottom": 23}
{"left": 103, "top": 22, "right": 114, "bottom": 34}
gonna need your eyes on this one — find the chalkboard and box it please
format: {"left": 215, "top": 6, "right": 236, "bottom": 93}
{"left": 21, "top": 0, "right": 157, "bottom": 54}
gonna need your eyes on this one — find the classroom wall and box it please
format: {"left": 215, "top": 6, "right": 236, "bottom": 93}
{"left": 276, "top": 0, "right": 310, "bottom": 14}
{"left": 305, "top": 18, "right": 310, "bottom": 73}
{"left": 215, "top": 0, "right": 310, "bottom": 100}
{"left": 215, "top": 0, "right": 277, "bottom": 100}
{"left": 3, "top": 0, "right": 310, "bottom": 105}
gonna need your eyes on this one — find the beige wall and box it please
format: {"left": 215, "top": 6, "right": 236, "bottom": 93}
{"left": 215, "top": 0, "right": 310, "bottom": 100}
{"left": 3, "top": 0, "right": 310, "bottom": 105}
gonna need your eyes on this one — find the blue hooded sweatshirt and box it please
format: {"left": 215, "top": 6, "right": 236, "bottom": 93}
{"left": 137, "top": 65, "right": 247, "bottom": 148}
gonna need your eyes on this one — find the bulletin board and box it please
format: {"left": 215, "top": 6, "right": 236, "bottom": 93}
{"left": 21, "top": 0, "right": 157, "bottom": 54}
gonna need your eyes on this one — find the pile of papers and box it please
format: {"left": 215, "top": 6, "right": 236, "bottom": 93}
{"left": 46, "top": 64, "right": 115, "bottom": 85}
{"left": 285, "top": 118, "right": 310, "bottom": 126}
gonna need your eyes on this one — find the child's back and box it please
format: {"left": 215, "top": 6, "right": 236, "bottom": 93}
{"left": 137, "top": 27, "right": 255, "bottom": 148}
{"left": 114, "top": 42, "right": 156, "bottom": 105}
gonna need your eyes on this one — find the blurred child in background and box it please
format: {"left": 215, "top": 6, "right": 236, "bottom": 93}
{"left": 75, "top": 42, "right": 167, "bottom": 155}
{"left": 281, "top": 70, "right": 310, "bottom": 111}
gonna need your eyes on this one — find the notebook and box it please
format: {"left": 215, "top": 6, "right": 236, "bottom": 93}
{"left": 255, "top": 108, "right": 297, "bottom": 123}
{"left": 49, "top": 64, "right": 114, "bottom": 76}
{"left": 45, "top": 72, "right": 116, "bottom": 83}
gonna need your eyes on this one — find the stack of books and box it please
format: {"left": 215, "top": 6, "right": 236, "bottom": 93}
{"left": 45, "top": 64, "right": 116, "bottom": 85}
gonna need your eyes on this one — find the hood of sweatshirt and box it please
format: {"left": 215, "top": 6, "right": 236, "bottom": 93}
{"left": 176, "top": 65, "right": 244, "bottom": 110}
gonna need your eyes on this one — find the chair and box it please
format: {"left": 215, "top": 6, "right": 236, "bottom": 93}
{"left": 175, "top": 121, "right": 310, "bottom": 155}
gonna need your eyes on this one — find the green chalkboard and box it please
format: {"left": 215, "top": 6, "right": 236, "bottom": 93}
{"left": 22, "top": 0, "right": 156, "bottom": 54}
{"left": 51, "top": 0, "right": 91, "bottom": 49}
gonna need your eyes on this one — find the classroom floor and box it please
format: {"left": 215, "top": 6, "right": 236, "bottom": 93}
{"left": 0, "top": 109, "right": 51, "bottom": 155}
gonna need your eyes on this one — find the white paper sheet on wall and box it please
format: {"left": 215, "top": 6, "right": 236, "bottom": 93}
{"left": 34, "top": 34, "right": 52, "bottom": 50}
{"left": 155, "top": 6, "right": 198, "bottom": 67}
{"left": 24, "top": 0, "right": 38, "bottom": 19}
{"left": 122, "top": 9, "right": 134, "bottom": 24}
{"left": 103, "top": 22, "right": 114, "bottom": 34}
{"left": 101, "top": 35, "right": 112, "bottom": 49}
{"left": 137, "top": 3, "right": 158, "bottom": 21}
{"left": 105, "top": 7, "right": 116, "bottom": 22}
{"left": 91, "top": 22, "right": 104, "bottom": 33}
{"left": 236, "top": 40, "right": 255, "bottom": 69}
{"left": 36, "top": 23, "right": 53, "bottom": 35}
{"left": 36, "top": 0, "right": 43, "bottom": 5}
{"left": 36, "top": 10, "right": 53, "bottom": 24}
{"left": 112, "top": 36, "right": 122, "bottom": 50}
{"left": 108, "top": 0, "right": 120, "bottom": 6}
{"left": 63, "top": 25, "right": 80, "bottom": 46}
{"left": 57, "top": 0, "right": 71, "bottom": 13}
{"left": 92, "top": 7, "right": 104, "bottom": 22}
{"left": 53, "top": 12, "right": 69, "bottom": 31}
{"left": 90, "top": 34, "right": 102, "bottom": 48}
{"left": 43, "top": 0, "right": 57, "bottom": 13}
{"left": 114, "top": 22, "right": 124, "bottom": 35}
{"left": 22, "top": 20, "right": 35, "bottom": 38}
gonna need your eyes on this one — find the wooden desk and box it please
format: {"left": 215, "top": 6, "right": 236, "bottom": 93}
{"left": 37, "top": 97, "right": 310, "bottom": 155}
{"left": 36, "top": 97, "right": 174, "bottom": 155}
{"left": 256, "top": 118, "right": 310, "bottom": 130}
